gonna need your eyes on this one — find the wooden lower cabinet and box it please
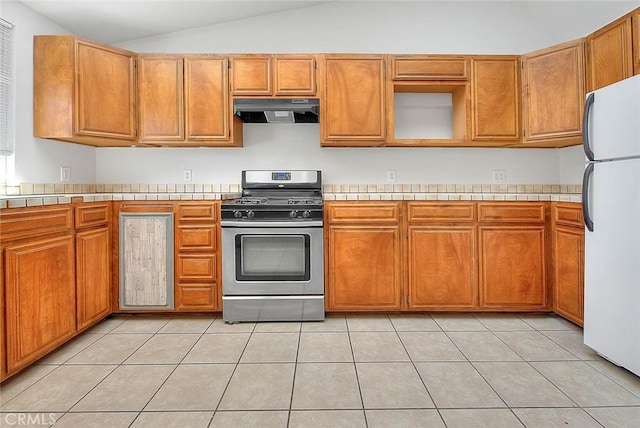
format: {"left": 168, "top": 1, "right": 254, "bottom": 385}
{"left": 553, "top": 226, "right": 584, "bottom": 325}
{"left": 174, "top": 202, "right": 220, "bottom": 311}
{"left": 326, "top": 225, "right": 402, "bottom": 311}
{"left": 4, "top": 235, "right": 76, "bottom": 373}
{"left": 76, "top": 227, "right": 111, "bottom": 330}
{"left": 407, "top": 225, "right": 477, "bottom": 309}
{"left": 479, "top": 226, "right": 547, "bottom": 309}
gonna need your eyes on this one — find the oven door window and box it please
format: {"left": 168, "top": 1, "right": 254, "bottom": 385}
{"left": 236, "top": 234, "right": 310, "bottom": 281}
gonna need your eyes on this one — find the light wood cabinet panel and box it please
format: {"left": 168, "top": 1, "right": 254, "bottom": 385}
{"left": 408, "top": 226, "right": 477, "bottom": 309}
{"left": 327, "top": 225, "right": 402, "bottom": 311}
{"left": 587, "top": 15, "right": 634, "bottom": 91}
{"left": 4, "top": 235, "right": 76, "bottom": 373}
{"left": 274, "top": 56, "right": 316, "bottom": 95}
{"left": 471, "top": 56, "right": 521, "bottom": 141}
{"left": 231, "top": 56, "right": 272, "bottom": 95}
{"left": 177, "top": 202, "right": 217, "bottom": 222}
{"left": 391, "top": 56, "right": 468, "bottom": 80}
{"left": 479, "top": 226, "right": 547, "bottom": 309}
{"left": 522, "top": 39, "right": 586, "bottom": 146}
{"left": 138, "top": 56, "right": 184, "bottom": 141}
{"left": 76, "top": 227, "right": 111, "bottom": 330}
{"left": 34, "top": 35, "right": 136, "bottom": 146}
{"left": 553, "top": 225, "right": 584, "bottom": 325}
{"left": 553, "top": 203, "right": 584, "bottom": 228}
{"left": 321, "top": 55, "right": 386, "bottom": 145}
{"left": 185, "top": 57, "right": 231, "bottom": 140}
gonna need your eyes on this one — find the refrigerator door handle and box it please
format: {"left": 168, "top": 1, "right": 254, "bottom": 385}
{"left": 582, "top": 163, "right": 595, "bottom": 232}
{"left": 583, "top": 92, "right": 595, "bottom": 161}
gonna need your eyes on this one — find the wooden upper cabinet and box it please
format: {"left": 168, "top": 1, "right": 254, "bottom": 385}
{"left": 470, "top": 56, "right": 521, "bottom": 141}
{"left": 34, "top": 35, "right": 136, "bottom": 146}
{"left": 185, "top": 56, "right": 231, "bottom": 141}
{"left": 138, "top": 56, "right": 185, "bottom": 141}
{"left": 138, "top": 55, "right": 238, "bottom": 146}
{"left": 230, "top": 55, "right": 316, "bottom": 96}
{"left": 587, "top": 14, "right": 634, "bottom": 91}
{"left": 273, "top": 56, "right": 316, "bottom": 95}
{"left": 231, "top": 56, "right": 272, "bottom": 95}
{"left": 321, "top": 55, "right": 386, "bottom": 145}
{"left": 522, "top": 38, "right": 586, "bottom": 146}
{"left": 391, "top": 55, "right": 468, "bottom": 80}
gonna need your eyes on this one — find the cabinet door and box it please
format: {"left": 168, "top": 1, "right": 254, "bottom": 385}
{"left": 138, "top": 56, "right": 184, "bottom": 141}
{"left": 327, "top": 225, "right": 401, "bottom": 310}
{"left": 391, "top": 56, "right": 468, "bottom": 80}
{"left": 75, "top": 40, "right": 136, "bottom": 139}
{"left": 471, "top": 57, "right": 521, "bottom": 141}
{"left": 634, "top": 10, "right": 640, "bottom": 74}
{"left": 522, "top": 39, "right": 585, "bottom": 144}
{"left": 408, "top": 226, "right": 477, "bottom": 309}
{"left": 479, "top": 226, "right": 547, "bottom": 309}
{"left": 554, "top": 226, "right": 584, "bottom": 325}
{"left": 119, "top": 213, "right": 174, "bottom": 310}
{"left": 231, "top": 56, "right": 272, "bottom": 95}
{"left": 587, "top": 15, "right": 634, "bottom": 91}
{"left": 321, "top": 56, "right": 386, "bottom": 144}
{"left": 76, "top": 228, "right": 111, "bottom": 330}
{"left": 185, "top": 57, "right": 230, "bottom": 140}
{"left": 5, "top": 236, "right": 76, "bottom": 372}
{"left": 274, "top": 56, "right": 316, "bottom": 95}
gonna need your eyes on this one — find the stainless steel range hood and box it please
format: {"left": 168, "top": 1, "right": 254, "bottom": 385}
{"left": 233, "top": 98, "right": 319, "bottom": 124}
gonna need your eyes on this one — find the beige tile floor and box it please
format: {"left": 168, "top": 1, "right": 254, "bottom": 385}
{"left": 1, "top": 313, "right": 639, "bottom": 427}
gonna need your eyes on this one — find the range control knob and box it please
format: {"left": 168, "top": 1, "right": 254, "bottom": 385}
{"left": 289, "top": 210, "right": 299, "bottom": 218}
{"left": 302, "top": 210, "right": 311, "bottom": 218}
{"left": 246, "top": 210, "right": 255, "bottom": 218}
{"left": 233, "top": 210, "right": 242, "bottom": 218}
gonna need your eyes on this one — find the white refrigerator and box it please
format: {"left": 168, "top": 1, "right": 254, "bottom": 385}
{"left": 582, "top": 74, "right": 640, "bottom": 377}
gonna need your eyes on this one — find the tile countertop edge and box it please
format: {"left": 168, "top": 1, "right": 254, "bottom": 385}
{"left": 0, "top": 192, "right": 582, "bottom": 210}
{"left": 0, "top": 193, "right": 242, "bottom": 209}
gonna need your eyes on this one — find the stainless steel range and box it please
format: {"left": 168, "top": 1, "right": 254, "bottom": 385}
{"left": 221, "top": 170, "right": 324, "bottom": 322}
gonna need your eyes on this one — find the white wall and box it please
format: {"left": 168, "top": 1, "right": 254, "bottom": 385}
{"left": 2, "top": 1, "right": 96, "bottom": 185}
{"left": 97, "top": 124, "right": 561, "bottom": 184}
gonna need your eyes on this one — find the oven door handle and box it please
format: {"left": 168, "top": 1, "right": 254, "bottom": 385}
{"left": 220, "top": 220, "right": 324, "bottom": 228}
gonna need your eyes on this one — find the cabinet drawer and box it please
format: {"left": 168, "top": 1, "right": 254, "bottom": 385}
{"left": 408, "top": 203, "right": 475, "bottom": 222}
{"left": 176, "top": 225, "right": 217, "bottom": 251}
{"left": 177, "top": 254, "right": 217, "bottom": 282}
{"left": 553, "top": 203, "right": 583, "bottom": 228}
{"left": 327, "top": 202, "right": 401, "bottom": 224}
{"left": 176, "top": 284, "right": 217, "bottom": 310}
{"left": 392, "top": 56, "right": 469, "bottom": 80}
{"left": 478, "top": 203, "right": 546, "bottom": 223}
{"left": 75, "top": 203, "right": 110, "bottom": 229}
{"left": 177, "top": 202, "right": 217, "bottom": 222}
{"left": 0, "top": 206, "right": 73, "bottom": 241}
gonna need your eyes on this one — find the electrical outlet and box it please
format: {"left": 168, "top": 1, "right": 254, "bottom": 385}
{"left": 492, "top": 170, "right": 506, "bottom": 184}
{"left": 387, "top": 170, "right": 396, "bottom": 183}
{"left": 183, "top": 169, "right": 192, "bottom": 182}
{"left": 60, "top": 167, "right": 71, "bottom": 182}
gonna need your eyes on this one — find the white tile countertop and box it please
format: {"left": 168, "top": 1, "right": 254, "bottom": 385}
{"left": 0, "top": 182, "right": 582, "bottom": 209}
